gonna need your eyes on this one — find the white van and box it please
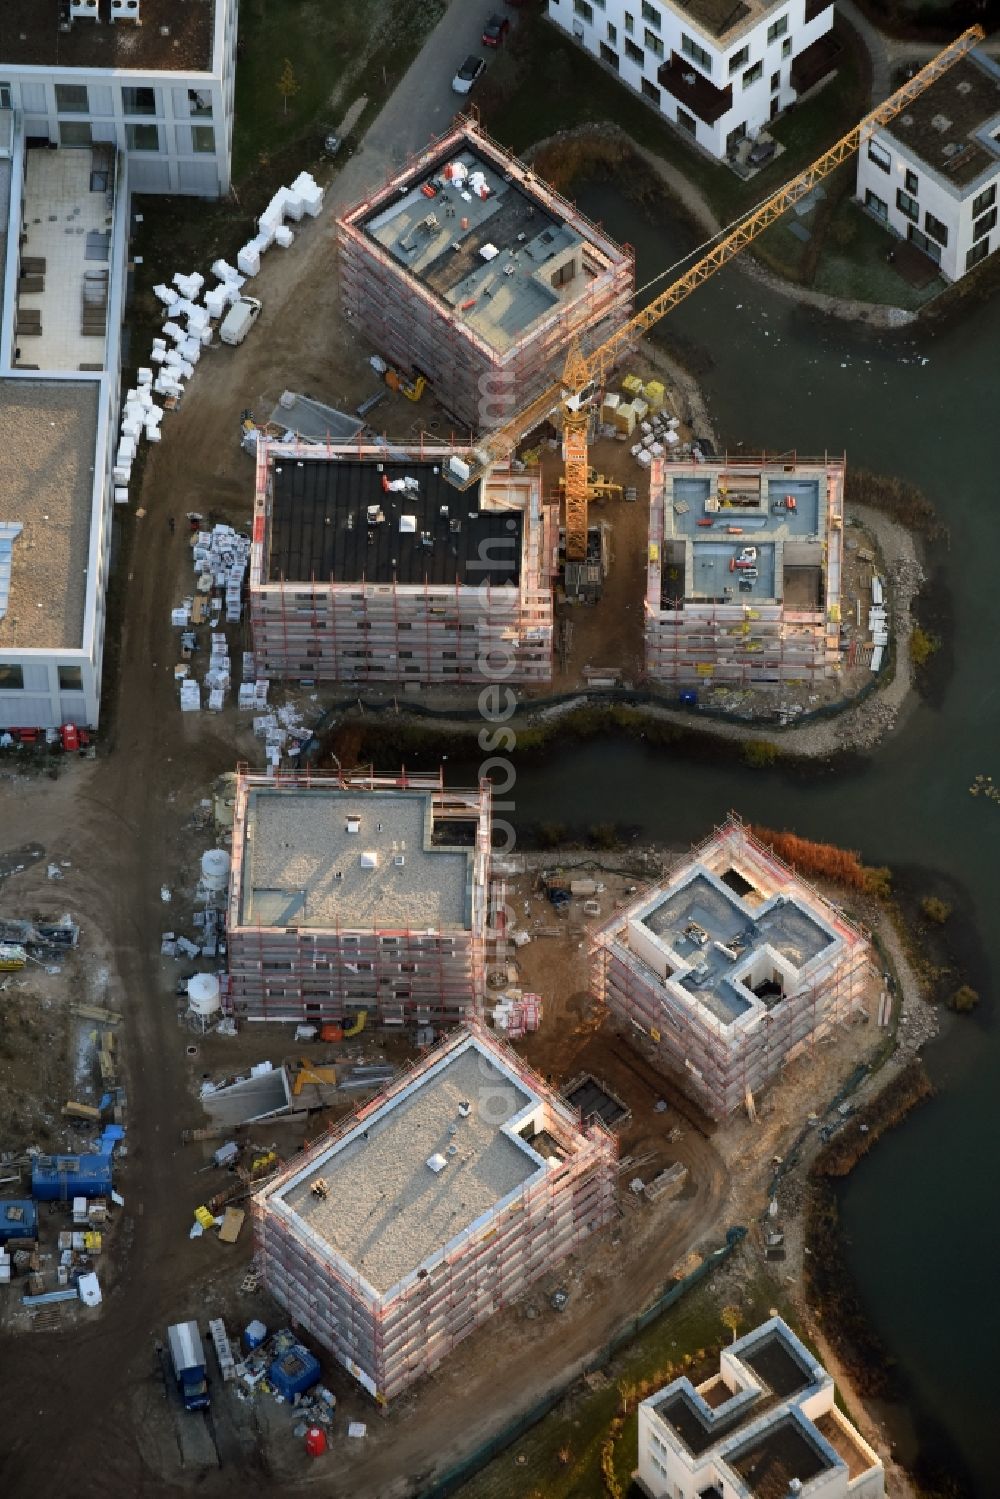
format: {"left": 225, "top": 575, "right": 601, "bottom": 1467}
{"left": 219, "top": 296, "right": 262, "bottom": 347}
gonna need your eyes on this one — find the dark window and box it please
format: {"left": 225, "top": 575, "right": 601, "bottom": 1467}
{"left": 923, "top": 210, "right": 948, "bottom": 247}
{"left": 781, "top": 36, "right": 791, "bottom": 58}
{"left": 126, "top": 123, "right": 159, "bottom": 151}
{"left": 0, "top": 665, "right": 24, "bottom": 690}
{"left": 865, "top": 189, "right": 888, "bottom": 222}
{"left": 770, "top": 70, "right": 780, "bottom": 90}
{"left": 973, "top": 206, "right": 997, "bottom": 242}
{"left": 122, "top": 85, "right": 157, "bottom": 116}
{"left": 641, "top": 0, "right": 660, "bottom": 26}
{"left": 676, "top": 106, "right": 697, "bottom": 136}
{"left": 682, "top": 33, "right": 712, "bottom": 71}
{"left": 607, "top": 21, "right": 617, "bottom": 41}
{"left": 907, "top": 223, "right": 941, "bottom": 264}
{"left": 58, "top": 666, "right": 83, "bottom": 691}
{"left": 625, "top": 37, "right": 643, "bottom": 63}
{"left": 624, "top": 10, "right": 635, "bottom": 33}
{"left": 896, "top": 188, "right": 918, "bottom": 222}
{"left": 641, "top": 77, "right": 660, "bottom": 103}
{"left": 972, "top": 183, "right": 995, "bottom": 218}
{"left": 743, "top": 60, "right": 763, "bottom": 87}
{"left": 55, "top": 83, "right": 88, "bottom": 113}
{"left": 574, "top": 0, "right": 593, "bottom": 20}
{"left": 767, "top": 14, "right": 788, "bottom": 42}
{"left": 644, "top": 27, "right": 664, "bottom": 57}
{"left": 867, "top": 139, "right": 891, "bottom": 174}
{"left": 904, "top": 168, "right": 918, "bottom": 195}
{"left": 600, "top": 42, "right": 619, "bottom": 67}
{"left": 966, "top": 238, "right": 990, "bottom": 271}
{"left": 729, "top": 45, "right": 749, "bottom": 73}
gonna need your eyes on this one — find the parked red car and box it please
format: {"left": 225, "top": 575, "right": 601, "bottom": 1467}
{"left": 482, "top": 13, "right": 510, "bottom": 45}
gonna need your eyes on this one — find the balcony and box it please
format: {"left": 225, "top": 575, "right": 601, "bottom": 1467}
{"left": 657, "top": 53, "right": 733, "bottom": 126}
{"left": 790, "top": 33, "right": 842, "bottom": 95}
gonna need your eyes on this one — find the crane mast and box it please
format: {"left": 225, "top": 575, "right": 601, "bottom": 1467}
{"left": 448, "top": 26, "right": 984, "bottom": 561}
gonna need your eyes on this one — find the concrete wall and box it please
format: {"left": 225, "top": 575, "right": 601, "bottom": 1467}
{"left": 855, "top": 129, "right": 1000, "bottom": 283}
{"left": 546, "top": 0, "right": 834, "bottom": 159}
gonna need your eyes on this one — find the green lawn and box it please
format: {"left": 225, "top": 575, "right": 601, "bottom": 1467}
{"left": 231, "top": 0, "right": 445, "bottom": 183}
{"left": 813, "top": 196, "right": 946, "bottom": 308}
{"left": 455, "top": 1258, "right": 797, "bottom": 1499}
{"left": 482, "top": 12, "right": 868, "bottom": 231}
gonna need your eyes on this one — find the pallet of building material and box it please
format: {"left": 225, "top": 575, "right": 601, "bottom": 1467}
{"left": 644, "top": 1162, "right": 688, "bottom": 1202}
{"left": 61, "top": 1100, "right": 101, "bottom": 1122}
{"left": 209, "top": 1317, "right": 237, "bottom": 1380}
{"left": 70, "top": 1003, "right": 121, "bottom": 1025}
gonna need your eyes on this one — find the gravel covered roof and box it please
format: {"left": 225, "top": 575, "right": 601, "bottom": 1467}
{"left": 239, "top": 786, "right": 473, "bottom": 931}
{"left": 281, "top": 1041, "right": 541, "bottom": 1294}
{"left": 0, "top": 378, "right": 100, "bottom": 650}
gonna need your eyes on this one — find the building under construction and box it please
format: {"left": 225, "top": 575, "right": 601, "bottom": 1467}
{"left": 253, "top": 1025, "right": 617, "bottom": 1401}
{"left": 591, "top": 818, "right": 872, "bottom": 1119}
{"left": 337, "top": 118, "right": 634, "bottom": 431}
{"left": 645, "top": 456, "right": 847, "bottom": 686}
{"left": 248, "top": 440, "right": 554, "bottom": 686}
{"left": 226, "top": 770, "right": 491, "bottom": 1024}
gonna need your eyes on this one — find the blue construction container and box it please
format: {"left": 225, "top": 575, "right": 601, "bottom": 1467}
{"left": 0, "top": 1199, "right": 38, "bottom": 1243}
{"left": 269, "top": 1343, "right": 321, "bottom": 1401}
{"left": 31, "top": 1153, "right": 113, "bottom": 1202}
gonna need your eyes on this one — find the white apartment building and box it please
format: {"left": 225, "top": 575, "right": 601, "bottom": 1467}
{"left": 0, "top": 112, "right": 129, "bottom": 729}
{"left": 1, "top": 0, "right": 237, "bottom": 197}
{"left": 636, "top": 1317, "right": 885, "bottom": 1499}
{"left": 855, "top": 49, "right": 1000, "bottom": 282}
{"left": 546, "top": 0, "right": 838, "bottom": 160}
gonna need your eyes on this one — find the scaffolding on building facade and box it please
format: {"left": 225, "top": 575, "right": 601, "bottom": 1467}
{"left": 252, "top": 1025, "right": 618, "bottom": 1402}
{"left": 248, "top": 441, "right": 556, "bottom": 687}
{"left": 336, "top": 117, "right": 635, "bottom": 432}
{"left": 226, "top": 769, "right": 493, "bottom": 1024}
{"left": 590, "top": 816, "right": 874, "bottom": 1119}
{"left": 644, "top": 455, "right": 846, "bottom": 686}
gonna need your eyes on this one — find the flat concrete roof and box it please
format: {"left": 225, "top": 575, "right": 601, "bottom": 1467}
{"left": 267, "top": 456, "right": 521, "bottom": 586}
{"left": 884, "top": 51, "right": 1000, "bottom": 191}
{"left": 3, "top": 0, "right": 216, "bottom": 72}
{"left": 359, "top": 141, "right": 612, "bottom": 355}
{"left": 641, "top": 870, "right": 835, "bottom": 1024}
{"left": 279, "top": 1040, "right": 541, "bottom": 1295}
{"left": 0, "top": 377, "right": 99, "bottom": 650}
{"left": 238, "top": 785, "right": 474, "bottom": 931}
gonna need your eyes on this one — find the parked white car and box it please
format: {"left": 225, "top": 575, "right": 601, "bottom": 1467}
{"left": 452, "top": 55, "right": 486, "bottom": 94}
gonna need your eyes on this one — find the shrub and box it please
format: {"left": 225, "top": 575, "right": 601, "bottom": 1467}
{"left": 589, "top": 823, "right": 619, "bottom": 849}
{"left": 862, "top": 865, "right": 892, "bottom": 900}
{"left": 742, "top": 739, "right": 777, "bottom": 768}
{"left": 751, "top": 826, "right": 867, "bottom": 889}
{"left": 537, "top": 821, "right": 568, "bottom": 848}
{"left": 948, "top": 985, "right": 979, "bottom": 1013}
{"left": 910, "top": 626, "right": 939, "bottom": 667}
{"left": 920, "top": 896, "right": 952, "bottom": 924}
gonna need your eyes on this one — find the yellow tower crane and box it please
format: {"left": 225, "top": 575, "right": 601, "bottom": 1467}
{"left": 445, "top": 26, "right": 984, "bottom": 560}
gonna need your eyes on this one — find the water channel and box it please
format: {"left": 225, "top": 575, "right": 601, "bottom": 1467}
{"left": 459, "top": 183, "right": 1000, "bottom": 1493}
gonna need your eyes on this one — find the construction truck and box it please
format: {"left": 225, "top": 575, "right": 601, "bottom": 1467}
{"left": 167, "top": 1321, "right": 210, "bottom": 1412}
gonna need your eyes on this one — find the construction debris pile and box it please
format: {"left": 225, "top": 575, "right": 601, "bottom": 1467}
{"left": 237, "top": 172, "right": 325, "bottom": 278}
{"left": 172, "top": 523, "right": 252, "bottom": 713}
{"left": 598, "top": 375, "right": 689, "bottom": 466}
{"left": 491, "top": 991, "right": 542, "bottom": 1039}
{"left": 114, "top": 171, "right": 325, "bottom": 502}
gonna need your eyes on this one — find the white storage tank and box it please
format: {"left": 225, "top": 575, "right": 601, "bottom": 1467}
{"left": 188, "top": 973, "right": 222, "bottom": 1017}
{"left": 201, "top": 849, "right": 231, "bottom": 892}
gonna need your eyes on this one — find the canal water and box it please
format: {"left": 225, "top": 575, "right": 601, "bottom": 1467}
{"left": 478, "top": 183, "right": 1000, "bottom": 1493}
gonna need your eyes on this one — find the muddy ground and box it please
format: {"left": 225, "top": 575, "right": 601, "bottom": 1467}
{"left": 0, "top": 79, "right": 903, "bottom": 1499}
